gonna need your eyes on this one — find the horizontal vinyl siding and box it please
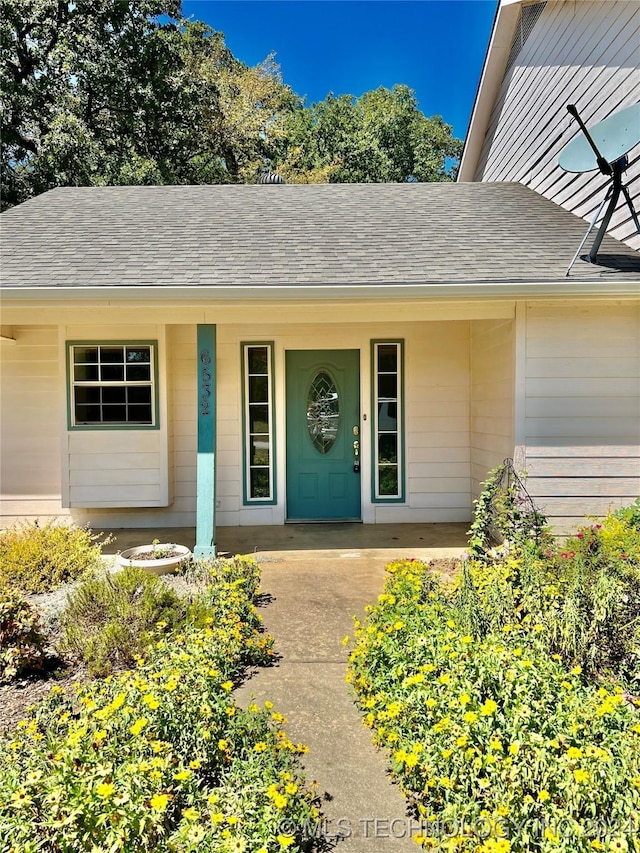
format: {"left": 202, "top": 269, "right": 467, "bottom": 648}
{"left": 470, "top": 319, "right": 515, "bottom": 501}
{"left": 475, "top": 1, "right": 640, "bottom": 249}
{"left": 521, "top": 300, "right": 640, "bottom": 533}
{"left": 211, "top": 320, "right": 472, "bottom": 526}
{"left": 72, "top": 325, "right": 196, "bottom": 528}
{"left": 0, "top": 327, "right": 67, "bottom": 523}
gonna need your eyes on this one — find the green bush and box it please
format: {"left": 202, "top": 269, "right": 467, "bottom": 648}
{"left": 347, "top": 556, "right": 640, "bottom": 852}
{"left": 0, "top": 556, "right": 318, "bottom": 852}
{"left": 0, "top": 595, "right": 46, "bottom": 683}
{"left": 0, "top": 520, "right": 110, "bottom": 594}
{"left": 59, "top": 566, "right": 212, "bottom": 677}
{"left": 457, "top": 509, "right": 640, "bottom": 685}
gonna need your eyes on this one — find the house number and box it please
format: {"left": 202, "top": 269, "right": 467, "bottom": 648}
{"left": 200, "top": 349, "right": 212, "bottom": 416}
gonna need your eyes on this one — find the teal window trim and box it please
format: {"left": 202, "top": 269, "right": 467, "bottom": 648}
{"left": 66, "top": 340, "right": 160, "bottom": 430}
{"left": 241, "top": 342, "right": 277, "bottom": 505}
{"left": 371, "top": 339, "right": 405, "bottom": 502}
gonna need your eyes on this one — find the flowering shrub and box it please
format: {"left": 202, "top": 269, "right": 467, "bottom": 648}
{"left": 457, "top": 509, "right": 640, "bottom": 685}
{"left": 0, "top": 520, "right": 111, "bottom": 594}
{"left": 0, "top": 556, "right": 318, "bottom": 852}
{"left": 347, "top": 549, "right": 640, "bottom": 852}
{"left": 0, "top": 595, "right": 46, "bottom": 683}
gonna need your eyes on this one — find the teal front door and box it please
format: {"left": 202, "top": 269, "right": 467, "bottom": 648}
{"left": 286, "top": 350, "right": 361, "bottom": 521}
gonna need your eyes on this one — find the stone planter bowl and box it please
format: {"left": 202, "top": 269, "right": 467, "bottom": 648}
{"left": 116, "top": 544, "right": 192, "bottom": 575}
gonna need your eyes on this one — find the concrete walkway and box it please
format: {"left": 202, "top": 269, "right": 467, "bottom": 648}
{"left": 98, "top": 523, "right": 468, "bottom": 850}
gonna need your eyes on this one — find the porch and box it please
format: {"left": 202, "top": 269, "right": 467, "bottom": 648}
{"left": 96, "top": 521, "right": 469, "bottom": 559}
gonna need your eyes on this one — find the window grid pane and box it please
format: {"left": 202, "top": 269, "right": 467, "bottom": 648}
{"left": 245, "top": 345, "right": 273, "bottom": 501}
{"left": 374, "top": 342, "right": 402, "bottom": 499}
{"left": 71, "top": 344, "right": 154, "bottom": 427}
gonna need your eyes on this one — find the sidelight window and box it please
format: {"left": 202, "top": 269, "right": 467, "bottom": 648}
{"left": 242, "top": 343, "right": 276, "bottom": 503}
{"left": 372, "top": 340, "right": 404, "bottom": 501}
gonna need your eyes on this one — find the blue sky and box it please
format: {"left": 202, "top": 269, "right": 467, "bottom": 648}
{"left": 181, "top": 1, "right": 497, "bottom": 140}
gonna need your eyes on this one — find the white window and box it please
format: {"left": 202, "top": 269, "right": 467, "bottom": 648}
{"left": 372, "top": 340, "right": 404, "bottom": 500}
{"left": 242, "top": 343, "right": 275, "bottom": 502}
{"left": 68, "top": 342, "right": 157, "bottom": 428}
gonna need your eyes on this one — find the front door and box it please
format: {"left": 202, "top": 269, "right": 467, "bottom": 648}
{"left": 286, "top": 350, "right": 361, "bottom": 521}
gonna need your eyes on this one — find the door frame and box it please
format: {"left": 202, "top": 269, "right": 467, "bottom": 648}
{"left": 284, "top": 348, "right": 362, "bottom": 522}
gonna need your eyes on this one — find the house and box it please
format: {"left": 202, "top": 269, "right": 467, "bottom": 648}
{"left": 459, "top": 0, "right": 639, "bottom": 250}
{"left": 1, "top": 181, "right": 638, "bottom": 550}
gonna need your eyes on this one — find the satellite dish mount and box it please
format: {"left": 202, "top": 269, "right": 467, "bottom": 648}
{"left": 559, "top": 102, "right": 640, "bottom": 276}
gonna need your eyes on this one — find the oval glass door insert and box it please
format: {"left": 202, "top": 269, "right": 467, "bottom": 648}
{"left": 307, "top": 370, "right": 339, "bottom": 453}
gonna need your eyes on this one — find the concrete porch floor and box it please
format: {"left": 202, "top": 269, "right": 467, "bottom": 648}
{"left": 95, "top": 521, "right": 470, "bottom": 559}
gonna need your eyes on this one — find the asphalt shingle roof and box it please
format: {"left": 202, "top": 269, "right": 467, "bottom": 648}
{"left": 1, "top": 182, "right": 639, "bottom": 289}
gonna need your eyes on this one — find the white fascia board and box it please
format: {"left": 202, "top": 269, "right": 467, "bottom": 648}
{"left": 458, "top": 0, "right": 522, "bottom": 182}
{"left": 2, "top": 280, "right": 640, "bottom": 303}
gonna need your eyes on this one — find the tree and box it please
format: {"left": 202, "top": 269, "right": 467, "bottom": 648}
{"left": 1, "top": 3, "right": 462, "bottom": 209}
{"left": 272, "top": 85, "right": 463, "bottom": 184}
{"left": 0, "top": 0, "right": 297, "bottom": 207}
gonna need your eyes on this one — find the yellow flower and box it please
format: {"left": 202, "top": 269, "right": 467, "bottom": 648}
{"left": 461, "top": 635, "right": 473, "bottom": 644}
{"left": 150, "top": 793, "right": 171, "bottom": 811}
{"left": 509, "top": 743, "right": 520, "bottom": 755}
{"left": 272, "top": 792, "right": 287, "bottom": 809}
{"left": 480, "top": 699, "right": 497, "bottom": 716}
{"left": 189, "top": 759, "right": 201, "bottom": 769}
{"left": 218, "top": 739, "right": 229, "bottom": 750}
{"left": 182, "top": 807, "right": 199, "bottom": 821}
{"left": 277, "top": 835, "right": 295, "bottom": 849}
{"left": 459, "top": 693, "right": 471, "bottom": 706}
{"left": 538, "top": 790, "right": 550, "bottom": 802}
{"left": 221, "top": 681, "right": 233, "bottom": 692}
{"left": 463, "top": 711, "right": 478, "bottom": 724}
{"left": 285, "top": 782, "right": 298, "bottom": 795}
{"left": 567, "top": 746, "right": 583, "bottom": 760}
{"left": 10, "top": 789, "right": 32, "bottom": 808}
{"left": 570, "top": 665, "right": 582, "bottom": 675}
{"left": 253, "top": 742, "right": 267, "bottom": 753}
{"left": 111, "top": 692, "right": 126, "bottom": 711}
{"left": 129, "top": 717, "right": 148, "bottom": 736}
{"left": 143, "top": 694, "right": 160, "bottom": 710}
{"left": 573, "top": 768, "right": 589, "bottom": 783}
{"left": 438, "top": 673, "right": 451, "bottom": 685}
{"left": 174, "top": 769, "right": 192, "bottom": 781}
{"left": 96, "top": 782, "right": 115, "bottom": 798}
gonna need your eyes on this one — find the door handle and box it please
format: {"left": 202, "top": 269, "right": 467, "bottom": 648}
{"left": 353, "top": 439, "right": 360, "bottom": 473}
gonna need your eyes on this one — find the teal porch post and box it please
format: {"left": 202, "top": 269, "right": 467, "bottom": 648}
{"left": 194, "top": 324, "right": 217, "bottom": 558}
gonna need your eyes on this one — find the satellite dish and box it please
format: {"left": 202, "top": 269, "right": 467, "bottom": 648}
{"left": 558, "top": 102, "right": 640, "bottom": 275}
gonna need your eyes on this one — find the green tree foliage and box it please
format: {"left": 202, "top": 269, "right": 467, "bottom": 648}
{"left": 0, "top": 0, "right": 296, "bottom": 206}
{"left": 272, "top": 85, "right": 463, "bottom": 184}
{"left": 1, "top": 2, "right": 462, "bottom": 208}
